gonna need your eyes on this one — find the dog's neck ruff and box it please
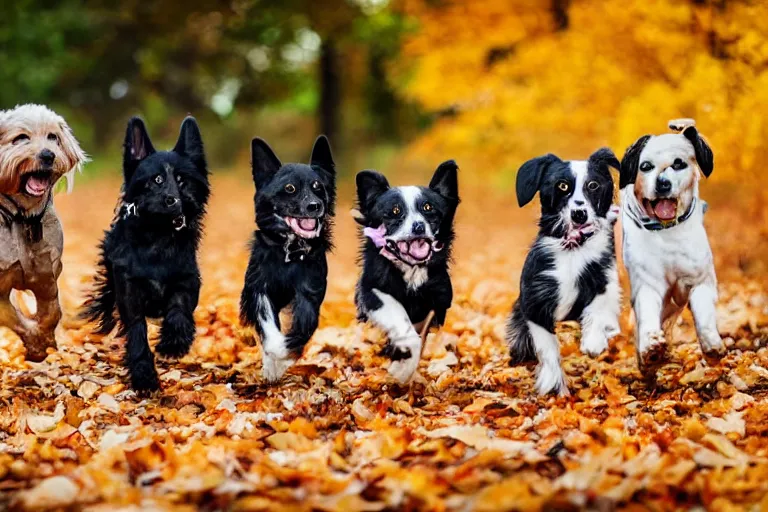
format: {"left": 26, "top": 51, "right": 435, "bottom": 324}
{"left": 628, "top": 197, "right": 703, "bottom": 231}
{"left": 0, "top": 193, "right": 50, "bottom": 243}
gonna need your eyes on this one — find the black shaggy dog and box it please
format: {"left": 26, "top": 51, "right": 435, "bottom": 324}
{"left": 355, "top": 161, "right": 459, "bottom": 384}
{"left": 240, "top": 136, "right": 335, "bottom": 383}
{"left": 83, "top": 116, "right": 210, "bottom": 393}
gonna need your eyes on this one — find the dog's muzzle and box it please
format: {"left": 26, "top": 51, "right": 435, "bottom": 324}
{"left": 364, "top": 225, "right": 444, "bottom": 266}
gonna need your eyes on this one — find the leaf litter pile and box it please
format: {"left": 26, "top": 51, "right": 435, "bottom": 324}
{"left": 1, "top": 175, "right": 766, "bottom": 511}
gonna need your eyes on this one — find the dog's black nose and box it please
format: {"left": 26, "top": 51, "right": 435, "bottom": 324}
{"left": 165, "top": 196, "right": 179, "bottom": 207}
{"left": 38, "top": 149, "right": 55, "bottom": 166}
{"left": 571, "top": 209, "right": 588, "bottom": 225}
{"left": 656, "top": 176, "right": 672, "bottom": 195}
{"left": 412, "top": 221, "right": 426, "bottom": 235}
{"left": 307, "top": 201, "right": 321, "bottom": 213}
{"left": 574, "top": 199, "right": 585, "bottom": 206}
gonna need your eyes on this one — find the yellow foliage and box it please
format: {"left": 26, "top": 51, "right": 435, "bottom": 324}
{"left": 395, "top": 0, "right": 768, "bottom": 189}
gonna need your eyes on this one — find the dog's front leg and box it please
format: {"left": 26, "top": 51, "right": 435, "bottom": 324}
{"left": 284, "top": 291, "right": 323, "bottom": 358}
{"left": 579, "top": 268, "right": 621, "bottom": 357}
{"left": 527, "top": 321, "right": 568, "bottom": 396}
{"left": 0, "top": 294, "right": 36, "bottom": 351}
{"left": 689, "top": 281, "right": 725, "bottom": 361}
{"left": 156, "top": 280, "right": 199, "bottom": 359}
{"left": 364, "top": 289, "right": 422, "bottom": 384}
{"left": 24, "top": 283, "right": 62, "bottom": 362}
{"left": 253, "top": 293, "right": 294, "bottom": 383}
{"left": 633, "top": 285, "right": 667, "bottom": 375}
{"left": 115, "top": 278, "right": 157, "bottom": 392}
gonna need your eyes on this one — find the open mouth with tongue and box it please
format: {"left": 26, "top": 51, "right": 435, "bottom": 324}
{"left": 643, "top": 198, "right": 678, "bottom": 222}
{"left": 285, "top": 216, "right": 322, "bottom": 239}
{"left": 22, "top": 171, "right": 53, "bottom": 197}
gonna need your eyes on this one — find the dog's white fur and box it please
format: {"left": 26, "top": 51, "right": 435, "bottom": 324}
{"left": 621, "top": 131, "right": 724, "bottom": 373}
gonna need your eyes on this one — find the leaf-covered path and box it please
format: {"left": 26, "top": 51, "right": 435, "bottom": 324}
{"left": 1, "top": 175, "right": 767, "bottom": 511}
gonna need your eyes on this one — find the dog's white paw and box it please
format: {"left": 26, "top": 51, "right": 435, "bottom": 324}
{"left": 388, "top": 355, "right": 420, "bottom": 384}
{"left": 535, "top": 362, "right": 569, "bottom": 396}
{"left": 262, "top": 351, "right": 294, "bottom": 383}
{"left": 638, "top": 330, "right": 667, "bottom": 375}
{"left": 580, "top": 334, "right": 609, "bottom": 358}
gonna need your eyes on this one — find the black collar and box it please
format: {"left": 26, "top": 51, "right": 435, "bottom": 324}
{"left": 631, "top": 198, "right": 703, "bottom": 231}
{"left": 0, "top": 193, "right": 50, "bottom": 243}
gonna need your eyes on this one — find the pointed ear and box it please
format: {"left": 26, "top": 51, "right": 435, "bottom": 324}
{"left": 251, "top": 137, "right": 282, "bottom": 190}
{"left": 173, "top": 116, "right": 206, "bottom": 175}
{"left": 310, "top": 135, "right": 335, "bottom": 177}
{"left": 356, "top": 170, "right": 390, "bottom": 214}
{"left": 588, "top": 147, "right": 620, "bottom": 172}
{"left": 620, "top": 135, "right": 651, "bottom": 189}
{"left": 683, "top": 126, "right": 714, "bottom": 177}
{"left": 516, "top": 154, "right": 562, "bottom": 207}
{"left": 123, "top": 117, "right": 155, "bottom": 183}
{"left": 429, "top": 160, "right": 459, "bottom": 202}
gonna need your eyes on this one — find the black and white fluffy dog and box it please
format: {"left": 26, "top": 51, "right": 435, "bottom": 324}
{"left": 620, "top": 120, "right": 724, "bottom": 376}
{"left": 83, "top": 116, "right": 210, "bottom": 393}
{"left": 355, "top": 161, "right": 459, "bottom": 383}
{"left": 240, "top": 136, "right": 335, "bottom": 382}
{"left": 507, "top": 149, "right": 621, "bottom": 396}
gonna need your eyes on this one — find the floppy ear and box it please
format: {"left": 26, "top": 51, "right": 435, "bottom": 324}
{"left": 310, "top": 135, "right": 335, "bottom": 177}
{"left": 429, "top": 160, "right": 460, "bottom": 202}
{"left": 123, "top": 117, "right": 155, "bottom": 184}
{"left": 173, "top": 116, "right": 207, "bottom": 175}
{"left": 588, "top": 147, "right": 620, "bottom": 172}
{"left": 682, "top": 126, "right": 714, "bottom": 177}
{"left": 251, "top": 137, "right": 282, "bottom": 190}
{"left": 356, "top": 170, "right": 390, "bottom": 214}
{"left": 619, "top": 135, "right": 651, "bottom": 189}
{"left": 516, "top": 154, "right": 561, "bottom": 207}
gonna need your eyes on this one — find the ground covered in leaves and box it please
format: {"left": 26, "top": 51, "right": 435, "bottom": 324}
{"left": 1, "top": 175, "right": 767, "bottom": 511}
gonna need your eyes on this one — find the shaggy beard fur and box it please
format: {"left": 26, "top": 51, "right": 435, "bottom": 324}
{"left": 239, "top": 135, "right": 336, "bottom": 383}
{"left": 82, "top": 116, "right": 209, "bottom": 393}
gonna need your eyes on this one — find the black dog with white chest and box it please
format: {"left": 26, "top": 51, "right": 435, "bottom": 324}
{"left": 83, "top": 116, "right": 210, "bottom": 393}
{"left": 507, "top": 148, "right": 621, "bottom": 396}
{"left": 355, "top": 161, "right": 459, "bottom": 383}
{"left": 240, "top": 136, "right": 335, "bottom": 382}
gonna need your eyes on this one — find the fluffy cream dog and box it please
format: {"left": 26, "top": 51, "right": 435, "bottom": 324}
{"left": 0, "top": 104, "right": 87, "bottom": 360}
{"left": 619, "top": 119, "right": 725, "bottom": 376}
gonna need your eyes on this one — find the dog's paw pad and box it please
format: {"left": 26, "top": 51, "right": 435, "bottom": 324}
{"left": 262, "top": 352, "right": 295, "bottom": 383}
{"left": 388, "top": 356, "right": 419, "bottom": 384}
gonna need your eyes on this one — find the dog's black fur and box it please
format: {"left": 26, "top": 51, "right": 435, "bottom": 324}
{"left": 355, "top": 161, "right": 459, "bottom": 362}
{"left": 83, "top": 116, "right": 209, "bottom": 393}
{"left": 239, "top": 136, "right": 335, "bottom": 375}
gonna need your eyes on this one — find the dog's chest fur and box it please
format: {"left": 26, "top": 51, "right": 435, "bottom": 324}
{"left": 0, "top": 207, "right": 63, "bottom": 286}
{"left": 622, "top": 202, "right": 713, "bottom": 296}
{"left": 527, "top": 230, "right": 615, "bottom": 322}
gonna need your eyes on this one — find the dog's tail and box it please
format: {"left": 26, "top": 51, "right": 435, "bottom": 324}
{"left": 507, "top": 300, "right": 537, "bottom": 364}
{"left": 81, "top": 249, "right": 117, "bottom": 335}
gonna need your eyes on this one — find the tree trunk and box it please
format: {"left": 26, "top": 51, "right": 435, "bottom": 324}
{"left": 319, "top": 39, "right": 340, "bottom": 142}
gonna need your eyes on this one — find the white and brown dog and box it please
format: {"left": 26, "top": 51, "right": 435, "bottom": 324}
{"left": 0, "top": 104, "right": 87, "bottom": 361}
{"left": 620, "top": 119, "right": 725, "bottom": 376}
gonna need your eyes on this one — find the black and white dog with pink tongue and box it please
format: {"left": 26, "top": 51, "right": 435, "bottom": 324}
{"left": 507, "top": 148, "right": 622, "bottom": 396}
{"left": 355, "top": 161, "right": 459, "bottom": 383}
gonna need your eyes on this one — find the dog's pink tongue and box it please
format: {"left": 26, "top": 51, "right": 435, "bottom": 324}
{"left": 653, "top": 199, "right": 677, "bottom": 221}
{"left": 25, "top": 176, "right": 49, "bottom": 197}
{"left": 408, "top": 239, "right": 430, "bottom": 260}
{"left": 298, "top": 218, "right": 317, "bottom": 231}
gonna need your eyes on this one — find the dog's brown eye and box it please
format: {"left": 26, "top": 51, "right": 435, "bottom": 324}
{"left": 423, "top": 202, "right": 433, "bottom": 212}
{"left": 557, "top": 181, "right": 569, "bottom": 192}
{"left": 155, "top": 175, "right": 164, "bottom": 185}
{"left": 392, "top": 205, "right": 401, "bottom": 216}
{"left": 47, "top": 133, "right": 59, "bottom": 143}
{"left": 284, "top": 183, "right": 296, "bottom": 194}
{"left": 12, "top": 134, "right": 29, "bottom": 144}
{"left": 640, "top": 161, "right": 653, "bottom": 172}
{"left": 311, "top": 180, "right": 321, "bottom": 191}
{"left": 671, "top": 158, "right": 687, "bottom": 171}
{"left": 587, "top": 181, "right": 599, "bottom": 191}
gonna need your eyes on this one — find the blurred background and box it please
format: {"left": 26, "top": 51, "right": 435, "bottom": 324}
{"left": 4, "top": 0, "right": 768, "bottom": 195}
